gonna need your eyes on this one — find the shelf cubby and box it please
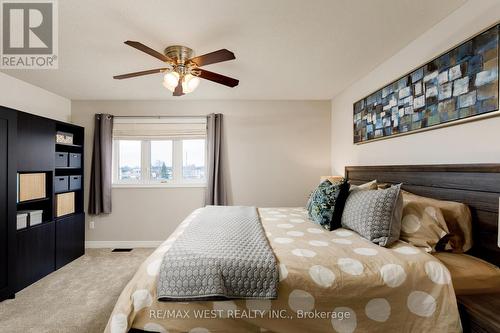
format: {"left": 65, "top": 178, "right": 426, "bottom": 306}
{"left": 17, "top": 171, "right": 54, "bottom": 225}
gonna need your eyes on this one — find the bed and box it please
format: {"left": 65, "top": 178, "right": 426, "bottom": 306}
{"left": 105, "top": 164, "right": 500, "bottom": 333}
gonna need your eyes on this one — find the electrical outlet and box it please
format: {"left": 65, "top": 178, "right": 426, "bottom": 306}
{"left": 89, "top": 221, "right": 95, "bottom": 229}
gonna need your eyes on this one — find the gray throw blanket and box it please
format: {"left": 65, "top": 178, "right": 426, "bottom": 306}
{"left": 157, "top": 206, "right": 279, "bottom": 301}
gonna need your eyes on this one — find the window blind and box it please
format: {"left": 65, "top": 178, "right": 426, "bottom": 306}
{"left": 113, "top": 117, "right": 207, "bottom": 139}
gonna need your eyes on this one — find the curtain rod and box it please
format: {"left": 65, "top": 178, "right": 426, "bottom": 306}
{"left": 113, "top": 115, "right": 206, "bottom": 119}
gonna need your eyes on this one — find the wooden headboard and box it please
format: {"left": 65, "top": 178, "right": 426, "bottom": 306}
{"left": 345, "top": 164, "right": 500, "bottom": 266}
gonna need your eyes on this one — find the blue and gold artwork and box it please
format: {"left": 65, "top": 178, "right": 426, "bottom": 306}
{"left": 353, "top": 24, "right": 499, "bottom": 144}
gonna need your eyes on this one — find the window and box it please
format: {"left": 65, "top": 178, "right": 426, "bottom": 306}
{"left": 112, "top": 117, "right": 206, "bottom": 186}
{"left": 150, "top": 140, "right": 173, "bottom": 181}
{"left": 118, "top": 140, "right": 141, "bottom": 181}
{"left": 182, "top": 139, "right": 206, "bottom": 180}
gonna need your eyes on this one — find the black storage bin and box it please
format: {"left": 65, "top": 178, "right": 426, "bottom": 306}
{"left": 69, "top": 175, "right": 82, "bottom": 191}
{"left": 54, "top": 176, "right": 69, "bottom": 193}
{"left": 55, "top": 152, "right": 68, "bottom": 168}
{"left": 68, "top": 153, "right": 81, "bottom": 168}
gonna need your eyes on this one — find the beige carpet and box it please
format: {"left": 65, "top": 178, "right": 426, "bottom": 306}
{"left": 0, "top": 248, "right": 154, "bottom": 333}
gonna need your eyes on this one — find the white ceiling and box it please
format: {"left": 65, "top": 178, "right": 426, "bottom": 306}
{"left": 2, "top": 0, "right": 466, "bottom": 100}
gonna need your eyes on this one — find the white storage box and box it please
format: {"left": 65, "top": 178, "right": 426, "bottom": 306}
{"left": 17, "top": 213, "right": 28, "bottom": 230}
{"left": 28, "top": 210, "right": 43, "bottom": 226}
{"left": 18, "top": 210, "right": 43, "bottom": 227}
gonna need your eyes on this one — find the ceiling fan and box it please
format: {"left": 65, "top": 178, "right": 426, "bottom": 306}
{"left": 113, "top": 41, "right": 239, "bottom": 96}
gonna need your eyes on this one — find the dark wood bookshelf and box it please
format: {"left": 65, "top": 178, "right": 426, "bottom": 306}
{"left": 56, "top": 143, "right": 83, "bottom": 148}
{"left": 0, "top": 109, "right": 85, "bottom": 301}
{"left": 17, "top": 197, "right": 50, "bottom": 205}
{"left": 16, "top": 220, "right": 54, "bottom": 233}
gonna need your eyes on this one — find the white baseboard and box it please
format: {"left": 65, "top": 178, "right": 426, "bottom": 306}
{"left": 85, "top": 240, "right": 162, "bottom": 249}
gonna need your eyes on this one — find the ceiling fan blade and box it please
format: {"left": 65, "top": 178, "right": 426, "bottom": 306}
{"left": 113, "top": 68, "right": 167, "bottom": 80}
{"left": 124, "top": 41, "right": 170, "bottom": 63}
{"left": 173, "top": 78, "right": 184, "bottom": 96}
{"left": 197, "top": 69, "right": 239, "bottom": 87}
{"left": 189, "top": 49, "right": 235, "bottom": 67}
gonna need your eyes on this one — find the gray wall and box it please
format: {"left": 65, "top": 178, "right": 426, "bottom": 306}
{"left": 71, "top": 100, "right": 331, "bottom": 243}
{"left": 0, "top": 72, "right": 71, "bottom": 121}
{"left": 331, "top": 1, "right": 500, "bottom": 175}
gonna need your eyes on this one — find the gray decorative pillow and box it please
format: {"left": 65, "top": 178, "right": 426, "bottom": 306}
{"left": 341, "top": 184, "right": 403, "bottom": 247}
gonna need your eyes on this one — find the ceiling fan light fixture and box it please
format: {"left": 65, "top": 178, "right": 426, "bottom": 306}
{"left": 162, "top": 80, "right": 175, "bottom": 92}
{"left": 182, "top": 74, "right": 200, "bottom": 94}
{"left": 163, "top": 71, "right": 180, "bottom": 92}
{"left": 115, "top": 41, "right": 239, "bottom": 96}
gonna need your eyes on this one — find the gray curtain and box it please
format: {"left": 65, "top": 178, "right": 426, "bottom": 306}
{"left": 89, "top": 114, "right": 114, "bottom": 215}
{"left": 205, "top": 113, "right": 227, "bottom": 206}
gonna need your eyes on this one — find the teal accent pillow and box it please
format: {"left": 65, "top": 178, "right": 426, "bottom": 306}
{"left": 307, "top": 178, "right": 349, "bottom": 230}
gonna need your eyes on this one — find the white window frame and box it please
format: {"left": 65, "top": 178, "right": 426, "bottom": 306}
{"left": 112, "top": 137, "right": 207, "bottom": 188}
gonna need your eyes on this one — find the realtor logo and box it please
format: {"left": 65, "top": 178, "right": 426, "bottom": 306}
{"left": 1, "top": 0, "right": 58, "bottom": 68}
